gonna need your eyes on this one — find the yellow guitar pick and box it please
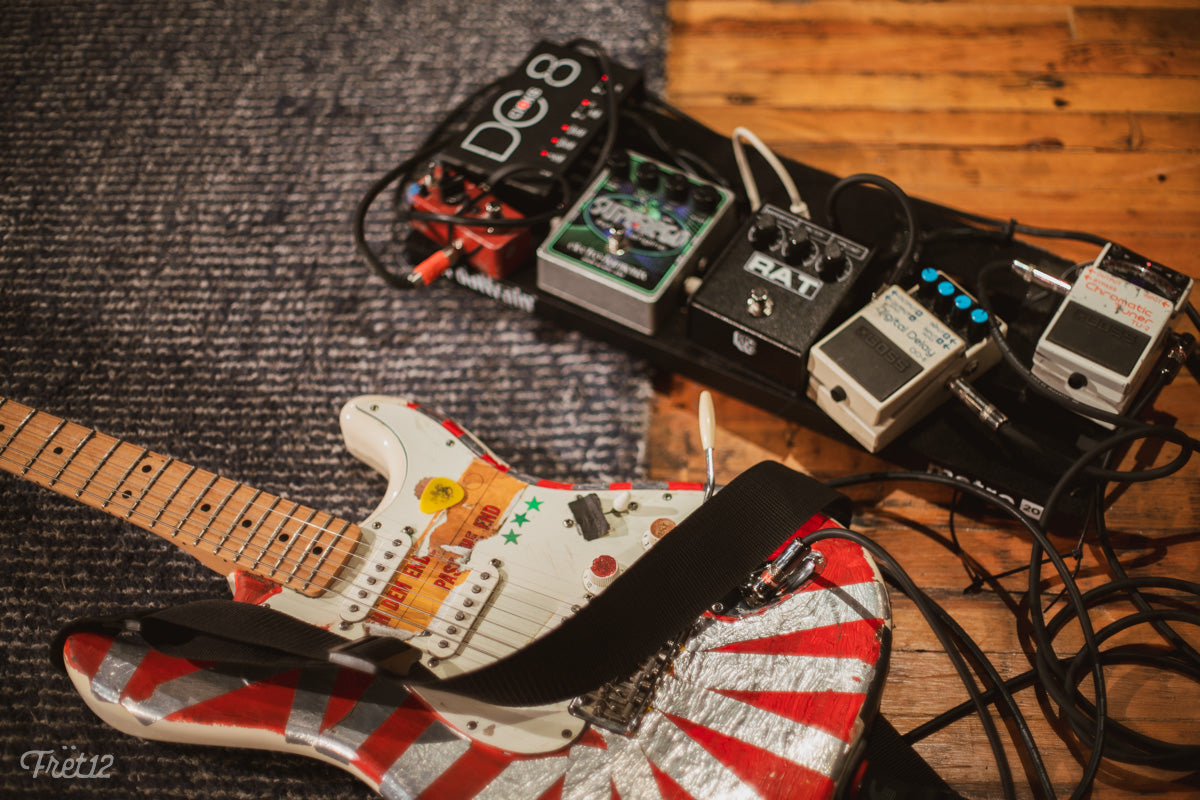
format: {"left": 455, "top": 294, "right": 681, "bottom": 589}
{"left": 419, "top": 477, "right": 466, "bottom": 514}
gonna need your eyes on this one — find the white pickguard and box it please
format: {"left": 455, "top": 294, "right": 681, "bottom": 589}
{"left": 247, "top": 395, "right": 707, "bottom": 753}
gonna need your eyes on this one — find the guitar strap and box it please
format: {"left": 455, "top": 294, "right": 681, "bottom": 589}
{"left": 53, "top": 460, "right": 848, "bottom": 708}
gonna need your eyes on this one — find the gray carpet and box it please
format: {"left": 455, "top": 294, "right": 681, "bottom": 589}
{"left": 0, "top": 1, "right": 665, "bottom": 796}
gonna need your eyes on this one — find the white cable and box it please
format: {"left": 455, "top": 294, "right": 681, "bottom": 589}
{"left": 731, "top": 126, "right": 810, "bottom": 218}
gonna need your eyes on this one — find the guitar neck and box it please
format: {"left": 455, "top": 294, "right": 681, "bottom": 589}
{"left": 0, "top": 397, "right": 360, "bottom": 597}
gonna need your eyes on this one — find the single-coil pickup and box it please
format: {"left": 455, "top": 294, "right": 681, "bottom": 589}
{"left": 339, "top": 526, "right": 414, "bottom": 624}
{"left": 414, "top": 567, "right": 500, "bottom": 658}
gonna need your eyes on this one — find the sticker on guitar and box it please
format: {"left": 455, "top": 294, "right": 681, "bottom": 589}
{"left": 0, "top": 394, "right": 890, "bottom": 799}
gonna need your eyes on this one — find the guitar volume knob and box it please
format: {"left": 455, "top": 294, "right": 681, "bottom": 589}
{"left": 583, "top": 555, "right": 621, "bottom": 594}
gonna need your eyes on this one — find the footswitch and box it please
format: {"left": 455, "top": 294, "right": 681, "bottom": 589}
{"left": 1030, "top": 242, "right": 1193, "bottom": 420}
{"left": 537, "top": 151, "right": 735, "bottom": 334}
{"left": 688, "top": 205, "right": 874, "bottom": 390}
{"left": 807, "top": 269, "right": 1005, "bottom": 452}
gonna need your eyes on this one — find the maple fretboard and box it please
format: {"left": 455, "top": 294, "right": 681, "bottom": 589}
{"left": 0, "top": 397, "right": 360, "bottom": 597}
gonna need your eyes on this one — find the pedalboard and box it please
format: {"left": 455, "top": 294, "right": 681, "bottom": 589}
{"left": 807, "top": 269, "right": 1005, "bottom": 452}
{"left": 1032, "top": 242, "right": 1193, "bottom": 419}
{"left": 438, "top": 41, "right": 642, "bottom": 197}
{"left": 688, "top": 204, "right": 874, "bottom": 391}
{"left": 386, "top": 47, "right": 1195, "bottom": 521}
{"left": 536, "top": 151, "right": 735, "bottom": 335}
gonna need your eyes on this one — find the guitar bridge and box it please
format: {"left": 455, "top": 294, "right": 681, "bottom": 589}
{"left": 567, "top": 629, "right": 687, "bottom": 736}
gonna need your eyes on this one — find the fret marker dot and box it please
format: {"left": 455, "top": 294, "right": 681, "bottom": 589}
{"left": 53, "top": 447, "right": 63, "bottom": 455}
{"left": 201, "top": 503, "right": 211, "bottom": 513}
{"left": 240, "top": 519, "right": 252, "bottom": 528}
{"left": 278, "top": 533, "right": 289, "bottom": 542}
{"left": 313, "top": 546, "right": 323, "bottom": 555}
{"left": 141, "top": 463, "right": 152, "bottom": 473}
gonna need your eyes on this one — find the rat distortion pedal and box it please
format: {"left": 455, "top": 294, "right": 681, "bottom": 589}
{"left": 687, "top": 205, "right": 875, "bottom": 391}
{"left": 807, "top": 270, "right": 1005, "bottom": 452}
{"left": 536, "top": 151, "right": 735, "bottom": 335}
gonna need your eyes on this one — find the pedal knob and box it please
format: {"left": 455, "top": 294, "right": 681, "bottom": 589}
{"left": 665, "top": 172, "right": 690, "bottom": 204}
{"left": 693, "top": 185, "right": 719, "bottom": 214}
{"left": 584, "top": 555, "right": 621, "bottom": 594}
{"left": 967, "top": 307, "right": 992, "bottom": 343}
{"left": 818, "top": 241, "right": 847, "bottom": 281}
{"left": 440, "top": 171, "right": 466, "bottom": 204}
{"left": 917, "top": 267, "right": 942, "bottom": 299}
{"left": 950, "top": 293, "right": 974, "bottom": 329}
{"left": 779, "top": 228, "right": 814, "bottom": 265}
{"left": 608, "top": 151, "right": 631, "bottom": 178}
{"left": 747, "top": 217, "right": 779, "bottom": 249}
{"left": 635, "top": 160, "right": 660, "bottom": 191}
{"left": 934, "top": 279, "right": 957, "bottom": 314}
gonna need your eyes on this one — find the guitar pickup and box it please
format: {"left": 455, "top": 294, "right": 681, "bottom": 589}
{"left": 412, "top": 567, "right": 500, "bottom": 659}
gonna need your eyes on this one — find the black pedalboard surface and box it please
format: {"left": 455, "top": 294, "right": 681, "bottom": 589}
{"left": 387, "top": 40, "right": 1191, "bottom": 523}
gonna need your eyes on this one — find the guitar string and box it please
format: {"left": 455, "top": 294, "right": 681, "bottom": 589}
{"left": 0, "top": 444, "right": 585, "bottom": 664}
{"left": 0, "top": 421, "right": 665, "bottom": 661}
{"left": 0, "top": 403, "right": 671, "bottom": 616}
{"left": 0, "top": 408, "right": 610, "bottom": 599}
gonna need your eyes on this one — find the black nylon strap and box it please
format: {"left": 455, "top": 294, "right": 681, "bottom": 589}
{"left": 54, "top": 461, "right": 848, "bottom": 707}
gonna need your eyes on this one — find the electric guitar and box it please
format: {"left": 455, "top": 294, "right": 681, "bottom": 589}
{"left": 0, "top": 394, "right": 890, "bottom": 799}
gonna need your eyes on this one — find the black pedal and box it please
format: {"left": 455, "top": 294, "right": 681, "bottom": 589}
{"left": 687, "top": 205, "right": 875, "bottom": 390}
{"left": 438, "top": 41, "right": 642, "bottom": 197}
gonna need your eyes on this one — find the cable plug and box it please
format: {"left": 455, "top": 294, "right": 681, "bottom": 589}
{"left": 408, "top": 242, "right": 463, "bottom": 287}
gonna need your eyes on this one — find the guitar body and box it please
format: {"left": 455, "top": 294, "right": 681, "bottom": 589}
{"left": 2, "top": 395, "right": 891, "bottom": 799}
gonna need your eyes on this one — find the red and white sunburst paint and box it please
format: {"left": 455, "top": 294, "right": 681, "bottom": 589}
{"left": 61, "top": 525, "right": 888, "bottom": 800}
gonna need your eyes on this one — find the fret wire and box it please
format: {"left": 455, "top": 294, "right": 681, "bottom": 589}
{"left": 288, "top": 510, "right": 331, "bottom": 580}
{"left": 1, "top": 408, "right": 37, "bottom": 453}
{"left": 76, "top": 438, "right": 122, "bottom": 499}
{"left": 212, "top": 488, "right": 262, "bottom": 556}
{"left": 191, "top": 480, "right": 240, "bottom": 547}
{"left": 0, "top": 423, "right": 371, "bottom": 598}
{"left": 0, "top": 430, "right": 582, "bottom": 652}
{"left": 21, "top": 418, "right": 66, "bottom": 475}
{"left": 2, "top": 433, "right": 568, "bottom": 646}
{"left": 252, "top": 500, "right": 300, "bottom": 570}
{"left": 235, "top": 495, "right": 282, "bottom": 563}
{"left": 268, "top": 507, "right": 319, "bottom": 578}
{"left": 126, "top": 456, "right": 174, "bottom": 521}
{"left": 151, "top": 464, "right": 196, "bottom": 529}
{"left": 100, "top": 445, "right": 148, "bottom": 509}
{"left": 300, "top": 518, "right": 352, "bottom": 591}
{"left": 52, "top": 429, "right": 95, "bottom": 487}
{"left": 177, "top": 473, "right": 221, "bottom": 538}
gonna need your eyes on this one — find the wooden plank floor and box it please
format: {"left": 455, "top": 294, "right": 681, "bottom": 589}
{"left": 655, "top": 2, "right": 1199, "bottom": 798}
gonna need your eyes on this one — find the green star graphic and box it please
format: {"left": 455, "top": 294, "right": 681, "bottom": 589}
{"left": 525, "top": 497, "right": 543, "bottom": 511}
{"left": 512, "top": 512, "right": 529, "bottom": 527}
{"left": 502, "top": 530, "right": 520, "bottom": 544}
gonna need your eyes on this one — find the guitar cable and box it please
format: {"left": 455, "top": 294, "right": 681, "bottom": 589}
{"left": 825, "top": 402, "right": 1199, "bottom": 800}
